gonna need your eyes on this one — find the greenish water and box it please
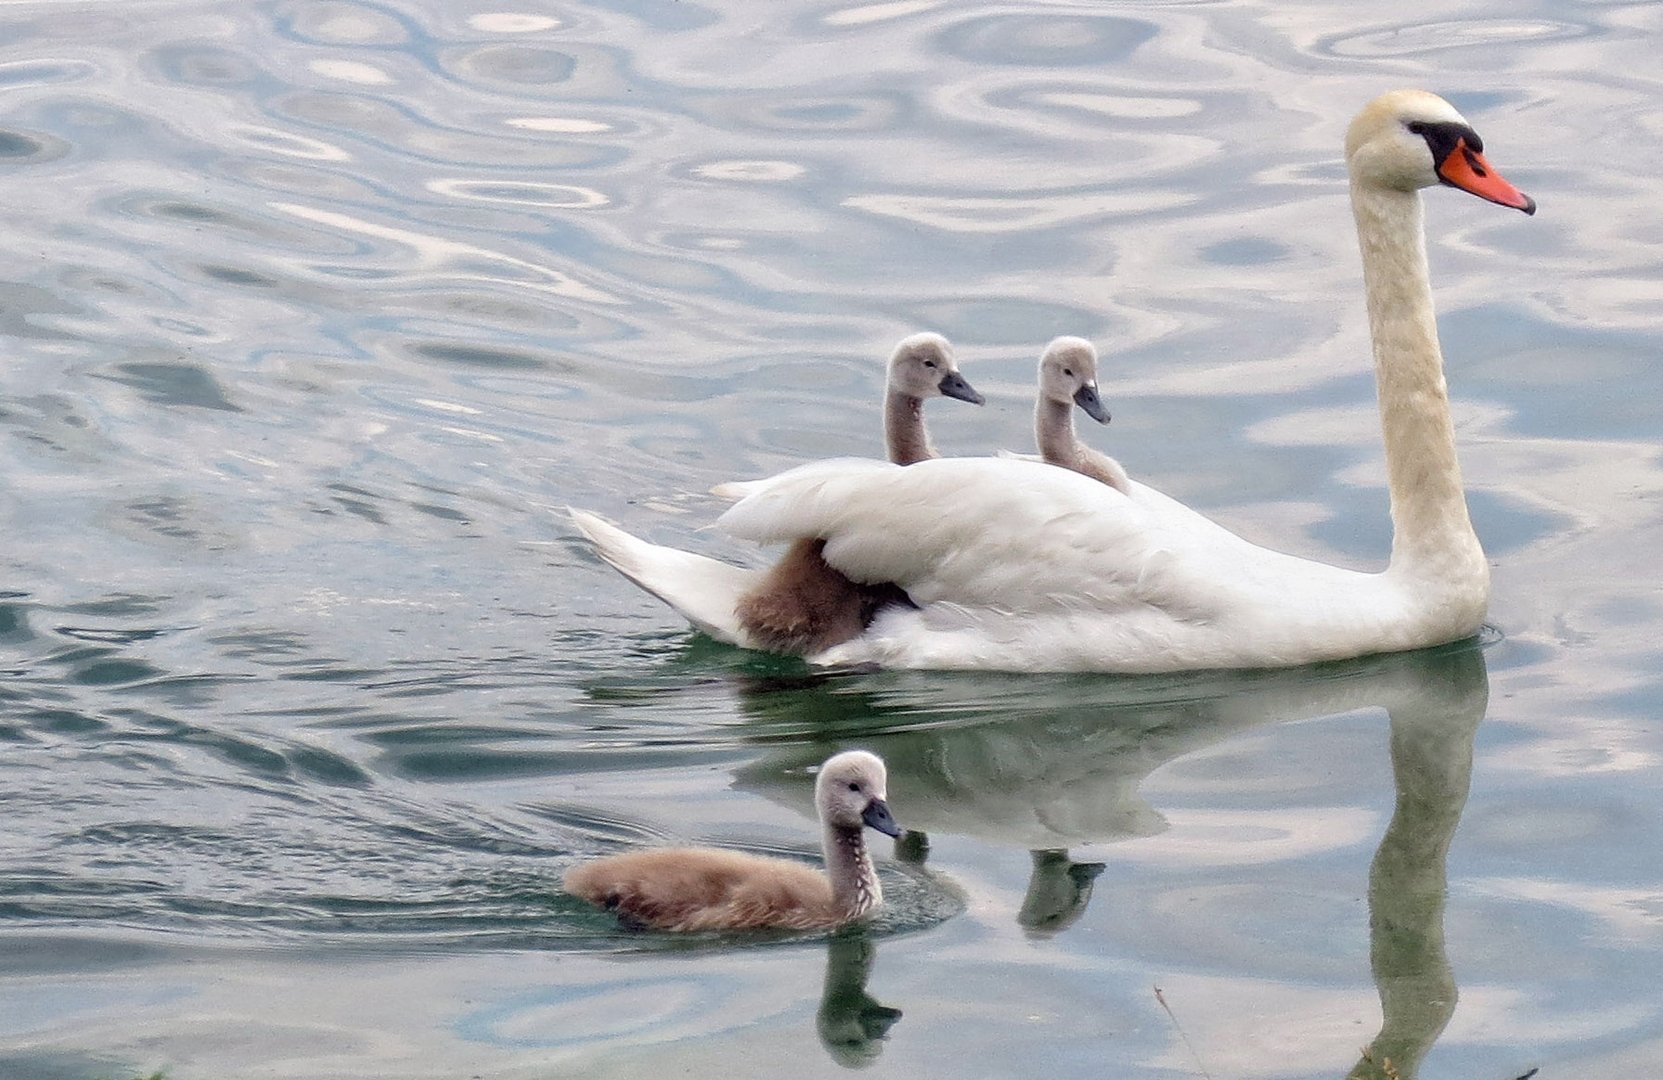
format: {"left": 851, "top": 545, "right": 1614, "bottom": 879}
{"left": 3, "top": 1, "right": 1661, "bottom": 1078}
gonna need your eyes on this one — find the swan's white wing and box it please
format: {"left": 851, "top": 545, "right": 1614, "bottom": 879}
{"left": 569, "top": 509, "right": 759, "bottom": 645}
{"left": 717, "top": 456, "right": 1221, "bottom": 620}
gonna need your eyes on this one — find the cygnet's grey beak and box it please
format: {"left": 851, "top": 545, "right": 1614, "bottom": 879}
{"left": 1073, "top": 383, "right": 1110, "bottom": 424}
{"left": 862, "top": 797, "right": 902, "bottom": 837}
{"left": 938, "top": 371, "right": 984, "bottom": 406}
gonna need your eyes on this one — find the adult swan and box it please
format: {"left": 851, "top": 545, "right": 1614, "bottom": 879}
{"left": 571, "top": 90, "right": 1536, "bottom": 673}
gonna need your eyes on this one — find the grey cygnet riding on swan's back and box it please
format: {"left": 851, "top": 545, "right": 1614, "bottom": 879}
{"left": 882, "top": 331, "right": 984, "bottom": 465}
{"left": 1034, "top": 336, "right": 1130, "bottom": 493}
{"left": 564, "top": 749, "right": 902, "bottom": 932}
{"left": 571, "top": 90, "right": 1537, "bottom": 673}
{"left": 731, "top": 333, "right": 981, "bottom": 653}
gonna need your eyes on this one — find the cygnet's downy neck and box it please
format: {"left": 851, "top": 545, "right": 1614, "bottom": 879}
{"left": 1349, "top": 181, "right": 1483, "bottom": 582}
{"left": 823, "top": 822, "right": 882, "bottom": 918}
{"left": 1035, "top": 397, "right": 1080, "bottom": 469}
{"left": 884, "top": 391, "right": 935, "bottom": 465}
{"left": 1037, "top": 396, "right": 1130, "bottom": 492}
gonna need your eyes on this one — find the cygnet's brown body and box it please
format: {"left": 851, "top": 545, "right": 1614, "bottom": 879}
{"left": 1034, "top": 336, "right": 1130, "bottom": 493}
{"left": 736, "top": 334, "right": 981, "bottom": 654}
{"left": 565, "top": 750, "right": 902, "bottom": 932}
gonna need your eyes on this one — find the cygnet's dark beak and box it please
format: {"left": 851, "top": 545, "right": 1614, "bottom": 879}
{"left": 1073, "top": 383, "right": 1111, "bottom": 424}
{"left": 862, "top": 797, "right": 902, "bottom": 837}
{"left": 938, "top": 371, "right": 984, "bottom": 406}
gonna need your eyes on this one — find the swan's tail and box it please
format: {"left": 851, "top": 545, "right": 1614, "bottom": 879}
{"left": 568, "top": 509, "right": 758, "bottom": 645}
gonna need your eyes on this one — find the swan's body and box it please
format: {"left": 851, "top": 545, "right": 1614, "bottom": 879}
{"left": 1034, "top": 336, "right": 1130, "bottom": 493}
{"left": 572, "top": 90, "right": 1535, "bottom": 673}
{"left": 733, "top": 333, "right": 979, "bottom": 653}
{"left": 564, "top": 750, "right": 901, "bottom": 932}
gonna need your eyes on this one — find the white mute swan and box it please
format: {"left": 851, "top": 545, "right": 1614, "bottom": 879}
{"left": 564, "top": 750, "right": 902, "bottom": 931}
{"left": 571, "top": 90, "right": 1535, "bottom": 672}
{"left": 1034, "top": 336, "right": 1131, "bottom": 494}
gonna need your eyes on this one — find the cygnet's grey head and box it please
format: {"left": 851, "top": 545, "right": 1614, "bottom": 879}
{"left": 814, "top": 749, "right": 901, "bottom": 837}
{"left": 1039, "top": 336, "right": 1110, "bottom": 424}
{"left": 887, "top": 333, "right": 983, "bottom": 406}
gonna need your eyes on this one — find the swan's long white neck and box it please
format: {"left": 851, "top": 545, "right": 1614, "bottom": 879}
{"left": 885, "top": 391, "right": 935, "bottom": 465}
{"left": 1350, "top": 181, "right": 1485, "bottom": 589}
{"left": 823, "top": 823, "right": 881, "bottom": 918}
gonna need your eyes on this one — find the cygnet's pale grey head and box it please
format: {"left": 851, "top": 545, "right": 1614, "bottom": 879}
{"left": 1038, "top": 336, "right": 1110, "bottom": 425}
{"left": 814, "top": 750, "right": 901, "bottom": 837}
{"left": 1344, "top": 89, "right": 1534, "bottom": 214}
{"left": 887, "top": 332, "right": 983, "bottom": 406}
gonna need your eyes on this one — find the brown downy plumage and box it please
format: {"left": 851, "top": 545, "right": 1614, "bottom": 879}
{"left": 565, "top": 750, "right": 902, "bottom": 932}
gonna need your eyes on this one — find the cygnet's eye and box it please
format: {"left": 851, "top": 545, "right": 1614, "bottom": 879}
{"left": 922, "top": 359, "right": 937, "bottom": 369}
{"left": 1063, "top": 368, "right": 1074, "bottom": 378}
{"left": 847, "top": 781, "right": 861, "bottom": 792}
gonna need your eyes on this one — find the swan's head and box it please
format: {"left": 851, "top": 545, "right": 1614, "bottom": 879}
{"left": 1345, "top": 90, "right": 1534, "bottom": 214}
{"left": 1038, "top": 336, "right": 1110, "bottom": 425}
{"left": 815, "top": 750, "right": 901, "bottom": 837}
{"left": 887, "top": 332, "right": 983, "bottom": 406}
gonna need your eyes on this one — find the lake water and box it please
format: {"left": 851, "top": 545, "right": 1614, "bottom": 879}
{"left": 2, "top": 0, "right": 1661, "bottom": 1077}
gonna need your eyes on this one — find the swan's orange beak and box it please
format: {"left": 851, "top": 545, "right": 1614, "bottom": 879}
{"left": 1437, "top": 138, "right": 1536, "bottom": 215}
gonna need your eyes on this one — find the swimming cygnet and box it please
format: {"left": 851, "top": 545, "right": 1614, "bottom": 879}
{"left": 734, "top": 333, "right": 980, "bottom": 653}
{"left": 1035, "top": 336, "right": 1131, "bottom": 493}
{"left": 564, "top": 750, "right": 903, "bottom": 932}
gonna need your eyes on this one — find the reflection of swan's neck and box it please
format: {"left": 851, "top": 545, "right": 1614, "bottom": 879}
{"left": 824, "top": 823, "right": 882, "bottom": 918}
{"left": 1350, "top": 182, "right": 1485, "bottom": 589}
{"left": 885, "top": 391, "right": 934, "bottom": 465}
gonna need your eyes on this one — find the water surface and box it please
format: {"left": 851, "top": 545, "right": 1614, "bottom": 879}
{"left": 3, "top": 1, "right": 1661, "bottom": 1078}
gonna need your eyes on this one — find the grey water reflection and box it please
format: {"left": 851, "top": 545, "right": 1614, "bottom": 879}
{"left": 733, "top": 643, "right": 1486, "bottom": 1073}
{"left": 817, "top": 927, "right": 903, "bottom": 1069}
{"left": 1347, "top": 647, "right": 1485, "bottom": 1080}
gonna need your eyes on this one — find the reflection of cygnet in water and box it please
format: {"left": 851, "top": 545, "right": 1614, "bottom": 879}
{"left": 817, "top": 927, "right": 903, "bottom": 1069}
{"left": 1018, "top": 850, "right": 1106, "bottom": 936}
{"left": 564, "top": 750, "right": 901, "bottom": 931}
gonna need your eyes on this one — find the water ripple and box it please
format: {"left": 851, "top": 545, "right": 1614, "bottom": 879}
{"left": 1318, "top": 17, "right": 1593, "bottom": 58}
{"left": 934, "top": 13, "right": 1157, "bottom": 66}
{"left": 1, "top": 0, "right": 1661, "bottom": 1071}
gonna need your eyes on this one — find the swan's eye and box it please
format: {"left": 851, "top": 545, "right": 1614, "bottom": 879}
{"left": 1063, "top": 368, "right": 1074, "bottom": 378}
{"left": 847, "top": 781, "right": 861, "bottom": 792}
{"left": 1406, "top": 120, "right": 1427, "bottom": 135}
{"left": 922, "top": 359, "right": 937, "bottom": 369}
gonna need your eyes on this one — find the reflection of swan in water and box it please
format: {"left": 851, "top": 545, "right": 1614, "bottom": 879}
{"left": 732, "top": 643, "right": 1487, "bottom": 934}
{"left": 1346, "top": 644, "right": 1486, "bottom": 1079}
{"left": 816, "top": 926, "right": 902, "bottom": 1069}
{"left": 737, "top": 642, "right": 1487, "bottom": 1070}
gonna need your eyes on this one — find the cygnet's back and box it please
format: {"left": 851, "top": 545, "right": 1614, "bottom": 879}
{"left": 564, "top": 749, "right": 902, "bottom": 932}
{"left": 1034, "top": 336, "right": 1130, "bottom": 493}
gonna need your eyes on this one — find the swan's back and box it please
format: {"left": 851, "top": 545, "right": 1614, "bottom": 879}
{"left": 565, "top": 847, "right": 844, "bottom": 932}
{"left": 719, "top": 456, "right": 1438, "bottom": 672}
